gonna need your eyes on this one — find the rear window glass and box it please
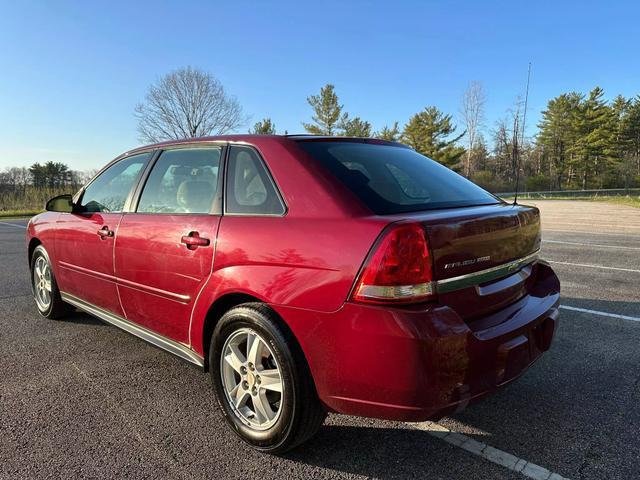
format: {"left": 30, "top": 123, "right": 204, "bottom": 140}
{"left": 225, "top": 146, "right": 286, "bottom": 215}
{"left": 296, "top": 141, "right": 501, "bottom": 214}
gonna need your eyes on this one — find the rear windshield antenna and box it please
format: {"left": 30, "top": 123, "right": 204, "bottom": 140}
{"left": 513, "top": 62, "right": 531, "bottom": 206}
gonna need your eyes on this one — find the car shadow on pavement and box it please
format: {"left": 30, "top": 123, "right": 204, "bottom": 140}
{"left": 63, "top": 310, "right": 105, "bottom": 326}
{"left": 436, "top": 295, "right": 640, "bottom": 478}
{"left": 285, "top": 422, "right": 490, "bottom": 479}
{"left": 288, "top": 296, "right": 639, "bottom": 479}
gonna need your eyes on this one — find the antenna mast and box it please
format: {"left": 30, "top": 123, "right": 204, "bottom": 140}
{"left": 513, "top": 62, "right": 531, "bottom": 205}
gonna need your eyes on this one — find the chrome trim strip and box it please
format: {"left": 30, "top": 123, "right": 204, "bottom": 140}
{"left": 59, "top": 261, "right": 116, "bottom": 283}
{"left": 61, "top": 292, "right": 204, "bottom": 367}
{"left": 59, "top": 261, "right": 190, "bottom": 304}
{"left": 436, "top": 250, "right": 540, "bottom": 294}
{"left": 116, "top": 278, "right": 191, "bottom": 304}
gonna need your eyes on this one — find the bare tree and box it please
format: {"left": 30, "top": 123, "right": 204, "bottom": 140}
{"left": 460, "top": 82, "right": 486, "bottom": 177}
{"left": 135, "top": 67, "right": 246, "bottom": 143}
{"left": 1, "top": 167, "right": 30, "bottom": 189}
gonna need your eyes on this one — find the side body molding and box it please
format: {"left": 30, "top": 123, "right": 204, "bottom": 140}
{"left": 61, "top": 292, "right": 204, "bottom": 367}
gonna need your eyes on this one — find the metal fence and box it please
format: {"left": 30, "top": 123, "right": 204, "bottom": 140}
{"left": 496, "top": 188, "right": 640, "bottom": 200}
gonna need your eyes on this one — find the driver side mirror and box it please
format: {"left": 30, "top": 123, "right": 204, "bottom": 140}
{"left": 45, "top": 194, "right": 75, "bottom": 213}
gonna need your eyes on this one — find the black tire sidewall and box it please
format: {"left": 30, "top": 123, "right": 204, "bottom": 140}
{"left": 210, "top": 307, "right": 298, "bottom": 451}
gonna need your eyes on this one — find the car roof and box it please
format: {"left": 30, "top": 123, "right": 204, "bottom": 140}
{"left": 122, "top": 134, "right": 408, "bottom": 157}
{"left": 284, "top": 135, "right": 409, "bottom": 148}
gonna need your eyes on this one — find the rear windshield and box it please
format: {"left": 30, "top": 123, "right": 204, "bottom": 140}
{"left": 296, "top": 141, "right": 502, "bottom": 214}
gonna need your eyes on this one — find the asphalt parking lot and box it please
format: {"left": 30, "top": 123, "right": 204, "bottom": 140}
{"left": 1, "top": 200, "right": 638, "bottom": 480}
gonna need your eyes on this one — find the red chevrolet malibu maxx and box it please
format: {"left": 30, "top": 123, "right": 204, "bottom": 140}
{"left": 27, "top": 135, "right": 560, "bottom": 452}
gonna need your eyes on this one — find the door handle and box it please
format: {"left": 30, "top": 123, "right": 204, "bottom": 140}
{"left": 181, "top": 231, "right": 210, "bottom": 250}
{"left": 97, "top": 226, "right": 114, "bottom": 239}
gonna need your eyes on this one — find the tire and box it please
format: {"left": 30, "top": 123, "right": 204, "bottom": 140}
{"left": 30, "top": 245, "right": 72, "bottom": 319}
{"left": 210, "top": 303, "right": 326, "bottom": 454}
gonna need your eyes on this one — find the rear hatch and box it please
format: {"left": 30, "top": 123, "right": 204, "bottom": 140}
{"left": 294, "top": 139, "right": 541, "bottom": 319}
{"left": 402, "top": 203, "right": 541, "bottom": 320}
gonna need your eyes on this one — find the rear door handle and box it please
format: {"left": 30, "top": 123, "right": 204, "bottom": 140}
{"left": 97, "top": 226, "right": 114, "bottom": 239}
{"left": 181, "top": 231, "right": 210, "bottom": 250}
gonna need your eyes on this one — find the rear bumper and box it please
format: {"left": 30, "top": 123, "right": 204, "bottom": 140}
{"left": 274, "top": 261, "right": 560, "bottom": 421}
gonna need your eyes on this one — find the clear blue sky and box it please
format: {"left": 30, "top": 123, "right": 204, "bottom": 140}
{"left": 1, "top": 0, "right": 639, "bottom": 170}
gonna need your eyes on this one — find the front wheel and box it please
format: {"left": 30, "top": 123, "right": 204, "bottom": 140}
{"left": 210, "top": 304, "right": 326, "bottom": 453}
{"left": 30, "top": 245, "right": 71, "bottom": 319}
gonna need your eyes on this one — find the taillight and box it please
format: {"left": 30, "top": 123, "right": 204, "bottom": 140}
{"left": 352, "top": 223, "right": 434, "bottom": 304}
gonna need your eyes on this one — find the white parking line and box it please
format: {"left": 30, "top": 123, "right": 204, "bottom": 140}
{"left": 543, "top": 222, "right": 640, "bottom": 229}
{"left": 543, "top": 230, "right": 636, "bottom": 237}
{"left": 412, "top": 421, "right": 568, "bottom": 480}
{"left": 547, "top": 260, "right": 640, "bottom": 273}
{"left": 543, "top": 240, "right": 640, "bottom": 250}
{"left": 560, "top": 305, "right": 640, "bottom": 322}
{"left": 0, "top": 221, "right": 27, "bottom": 229}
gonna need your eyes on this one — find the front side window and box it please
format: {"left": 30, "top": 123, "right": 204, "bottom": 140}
{"left": 137, "top": 147, "right": 221, "bottom": 214}
{"left": 80, "top": 153, "right": 149, "bottom": 213}
{"left": 225, "top": 146, "right": 285, "bottom": 215}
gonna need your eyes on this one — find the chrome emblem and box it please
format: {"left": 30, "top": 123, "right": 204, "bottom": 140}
{"left": 444, "top": 256, "right": 491, "bottom": 270}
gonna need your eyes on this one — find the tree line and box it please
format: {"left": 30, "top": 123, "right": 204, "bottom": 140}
{"left": 537, "top": 88, "right": 640, "bottom": 191}
{"left": 133, "top": 67, "right": 640, "bottom": 193}
{"left": 0, "top": 162, "right": 91, "bottom": 191}
{"left": 3, "top": 67, "right": 639, "bottom": 213}
{"left": 250, "top": 84, "right": 640, "bottom": 193}
{"left": 0, "top": 162, "right": 93, "bottom": 212}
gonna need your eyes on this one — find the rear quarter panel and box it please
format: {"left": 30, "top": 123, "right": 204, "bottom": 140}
{"left": 189, "top": 137, "right": 391, "bottom": 355}
{"left": 189, "top": 215, "right": 387, "bottom": 356}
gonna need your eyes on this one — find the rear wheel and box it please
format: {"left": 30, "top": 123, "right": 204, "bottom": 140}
{"left": 210, "top": 303, "right": 326, "bottom": 453}
{"left": 30, "top": 245, "right": 71, "bottom": 319}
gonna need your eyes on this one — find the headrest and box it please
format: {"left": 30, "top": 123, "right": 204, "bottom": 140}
{"left": 176, "top": 180, "right": 214, "bottom": 213}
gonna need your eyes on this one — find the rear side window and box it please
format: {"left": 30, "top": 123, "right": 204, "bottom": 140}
{"left": 80, "top": 153, "right": 149, "bottom": 213}
{"left": 137, "top": 147, "right": 221, "bottom": 214}
{"left": 296, "top": 141, "right": 501, "bottom": 214}
{"left": 225, "top": 146, "right": 285, "bottom": 215}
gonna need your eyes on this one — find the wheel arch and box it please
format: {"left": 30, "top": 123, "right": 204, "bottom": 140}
{"left": 201, "top": 292, "right": 264, "bottom": 371}
{"left": 200, "top": 293, "right": 312, "bottom": 384}
{"left": 28, "top": 237, "right": 42, "bottom": 265}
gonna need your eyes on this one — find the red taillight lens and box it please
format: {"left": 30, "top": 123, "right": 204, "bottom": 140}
{"left": 352, "top": 223, "right": 434, "bottom": 304}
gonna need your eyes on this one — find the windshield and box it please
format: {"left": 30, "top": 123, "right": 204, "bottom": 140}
{"left": 296, "top": 141, "right": 502, "bottom": 214}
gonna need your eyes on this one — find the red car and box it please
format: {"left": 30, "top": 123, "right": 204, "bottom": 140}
{"left": 27, "top": 135, "right": 560, "bottom": 453}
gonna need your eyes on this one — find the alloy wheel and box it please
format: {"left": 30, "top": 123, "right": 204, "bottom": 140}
{"left": 220, "top": 327, "right": 284, "bottom": 430}
{"left": 33, "top": 256, "right": 52, "bottom": 311}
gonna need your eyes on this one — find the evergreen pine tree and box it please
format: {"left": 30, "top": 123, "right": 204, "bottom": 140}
{"left": 401, "top": 107, "right": 465, "bottom": 169}
{"left": 302, "top": 84, "right": 347, "bottom": 135}
{"left": 375, "top": 122, "right": 400, "bottom": 142}
{"left": 340, "top": 116, "right": 372, "bottom": 137}
{"left": 250, "top": 118, "right": 277, "bottom": 135}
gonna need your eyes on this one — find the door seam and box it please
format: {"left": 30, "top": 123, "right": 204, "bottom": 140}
{"left": 187, "top": 217, "right": 223, "bottom": 351}
{"left": 113, "top": 213, "right": 128, "bottom": 319}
